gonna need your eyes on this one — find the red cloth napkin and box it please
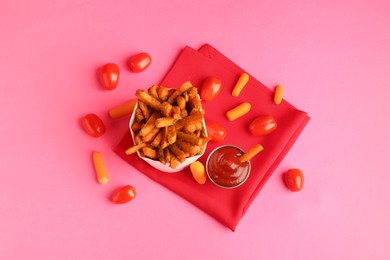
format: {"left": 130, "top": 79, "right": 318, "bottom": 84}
{"left": 115, "top": 44, "right": 310, "bottom": 231}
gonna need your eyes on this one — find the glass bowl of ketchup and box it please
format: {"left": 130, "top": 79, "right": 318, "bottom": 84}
{"left": 206, "top": 145, "right": 251, "bottom": 189}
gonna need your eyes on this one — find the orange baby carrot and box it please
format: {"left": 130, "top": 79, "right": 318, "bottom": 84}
{"left": 226, "top": 102, "right": 251, "bottom": 121}
{"left": 232, "top": 73, "right": 249, "bottom": 97}
{"left": 190, "top": 161, "right": 207, "bottom": 184}
{"left": 239, "top": 144, "right": 263, "bottom": 163}
{"left": 274, "top": 85, "right": 283, "bottom": 104}
{"left": 108, "top": 99, "right": 137, "bottom": 119}
{"left": 92, "top": 151, "right": 109, "bottom": 185}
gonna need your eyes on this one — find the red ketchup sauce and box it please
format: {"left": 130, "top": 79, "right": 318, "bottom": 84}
{"left": 206, "top": 145, "right": 250, "bottom": 188}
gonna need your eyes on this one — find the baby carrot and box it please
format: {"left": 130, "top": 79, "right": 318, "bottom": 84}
{"left": 239, "top": 144, "right": 263, "bottom": 163}
{"left": 273, "top": 85, "right": 283, "bottom": 104}
{"left": 108, "top": 99, "right": 137, "bottom": 119}
{"left": 226, "top": 102, "right": 251, "bottom": 121}
{"left": 92, "top": 151, "right": 109, "bottom": 185}
{"left": 190, "top": 161, "right": 207, "bottom": 184}
{"left": 232, "top": 73, "right": 249, "bottom": 97}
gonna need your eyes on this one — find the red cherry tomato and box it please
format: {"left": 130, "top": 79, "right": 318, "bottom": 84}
{"left": 112, "top": 185, "right": 137, "bottom": 204}
{"left": 248, "top": 115, "right": 277, "bottom": 135}
{"left": 100, "top": 63, "right": 120, "bottom": 90}
{"left": 205, "top": 120, "right": 227, "bottom": 142}
{"left": 200, "top": 76, "right": 222, "bottom": 101}
{"left": 284, "top": 169, "right": 304, "bottom": 191}
{"left": 127, "top": 52, "right": 152, "bottom": 72}
{"left": 81, "top": 113, "right": 106, "bottom": 137}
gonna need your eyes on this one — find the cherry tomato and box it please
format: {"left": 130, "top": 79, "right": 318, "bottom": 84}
{"left": 200, "top": 76, "right": 222, "bottom": 101}
{"left": 100, "top": 63, "right": 120, "bottom": 90}
{"left": 81, "top": 113, "right": 106, "bottom": 137}
{"left": 248, "top": 115, "right": 277, "bottom": 135}
{"left": 284, "top": 169, "right": 304, "bottom": 192}
{"left": 127, "top": 52, "right": 152, "bottom": 72}
{"left": 205, "top": 120, "right": 227, "bottom": 142}
{"left": 111, "top": 185, "right": 137, "bottom": 204}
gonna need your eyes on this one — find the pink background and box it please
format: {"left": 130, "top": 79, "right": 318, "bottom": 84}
{"left": 1, "top": 0, "right": 389, "bottom": 259}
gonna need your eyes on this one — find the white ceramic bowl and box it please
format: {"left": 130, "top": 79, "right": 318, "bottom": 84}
{"left": 129, "top": 103, "right": 207, "bottom": 173}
